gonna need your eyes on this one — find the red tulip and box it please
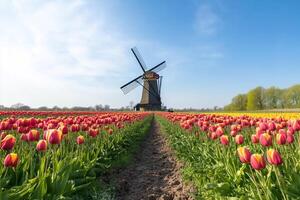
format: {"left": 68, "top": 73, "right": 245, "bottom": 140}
{"left": 286, "top": 133, "right": 294, "bottom": 144}
{"left": 259, "top": 133, "right": 272, "bottom": 147}
{"left": 251, "top": 134, "right": 259, "bottom": 144}
{"left": 1, "top": 134, "right": 16, "bottom": 150}
{"left": 45, "top": 129, "right": 63, "bottom": 145}
{"left": 216, "top": 127, "right": 224, "bottom": 136}
{"left": 237, "top": 146, "right": 251, "bottom": 163}
{"left": 220, "top": 135, "right": 229, "bottom": 146}
{"left": 255, "top": 127, "right": 263, "bottom": 138}
{"left": 59, "top": 125, "right": 68, "bottom": 135}
{"left": 266, "top": 149, "right": 283, "bottom": 166}
{"left": 76, "top": 135, "right": 84, "bottom": 145}
{"left": 108, "top": 128, "right": 113, "bottom": 135}
{"left": 230, "top": 130, "right": 237, "bottom": 137}
{"left": 250, "top": 154, "right": 266, "bottom": 170}
{"left": 88, "top": 128, "right": 99, "bottom": 137}
{"left": 276, "top": 133, "right": 286, "bottom": 145}
{"left": 27, "top": 129, "right": 40, "bottom": 141}
{"left": 210, "top": 132, "right": 218, "bottom": 140}
{"left": 20, "top": 133, "right": 28, "bottom": 142}
{"left": 3, "top": 153, "right": 19, "bottom": 167}
{"left": 36, "top": 140, "right": 47, "bottom": 152}
{"left": 235, "top": 134, "right": 244, "bottom": 145}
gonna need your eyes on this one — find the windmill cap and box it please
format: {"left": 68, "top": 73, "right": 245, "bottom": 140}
{"left": 143, "top": 71, "right": 159, "bottom": 79}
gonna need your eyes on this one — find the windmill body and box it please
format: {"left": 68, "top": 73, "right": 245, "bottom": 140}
{"left": 120, "top": 47, "right": 166, "bottom": 111}
{"left": 140, "top": 71, "right": 161, "bottom": 111}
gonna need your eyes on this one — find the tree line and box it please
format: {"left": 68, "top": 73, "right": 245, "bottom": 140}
{"left": 224, "top": 84, "right": 300, "bottom": 111}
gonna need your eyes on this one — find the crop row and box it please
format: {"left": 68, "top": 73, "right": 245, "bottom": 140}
{"left": 158, "top": 113, "right": 300, "bottom": 199}
{"left": 0, "top": 112, "right": 151, "bottom": 199}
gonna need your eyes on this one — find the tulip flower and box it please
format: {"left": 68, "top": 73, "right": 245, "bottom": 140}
{"left": 210, "top": 132, "right": 218, "bottom": 140}
{"left": 216, "top": 127, "right": 224, "bottom": 137}
{"left": 266, "top": 149, "right": 283, "bottom": 166}
{"left": 88, "top": 128, "right": 99, "bottom": 137}
{"left": 3, "top": 153, "right": 19, "bottom": 168}
{"left": 36, "top": 140, "right": 47, "bottom": 152}
{"left": 276, "top": 133, "right": 287, "bottom": 145}
{"left": 235, "top": 134, "right": 244, "bottom": 145}
{"left": 286, "top": 133, "right": 294, "bottom": 144}
{"left": 255, "top": 127, "right": 264, "bottom": 138}
{"left": 0, "top": 131, "right": 6, "bottom": 140}
{"left": 45, "top": 129, "right": 63, "bottom": 145}
{"left": 20, "top": 133, "right": 28, "bottom": 142}
{"left": 1, "top": 134, "right": 16, "bottom": 150}
{"left": 259, "top": 133, "right": 272, "bottom": 147}
{"left": 108, "top": 128, "right": 113, "bottom": 135}
{"left": 76, "top": 135, "right": 85, "bottom": 145}
{"left": 287, "top": 127, "right": 295, "bottom": 135}
{"left": 251, "top": 134, "right": 259, "bottom": 144}
{"left": 220, "top": 135, "right": 229, "bottom": 146}
{"left": 250, "top": 154, "right": 266, "bottom": 170}
{"left": 59, "top": 125, "right": 68, "bottom": 135}
{"left": 27, "top": 129, "right": 40, "bottom": 142}
{"left": 237, "top": 146, "right": 251, "bottom": 163}
{"left": 230, "top": 130, "right": 237, "bottom": 137}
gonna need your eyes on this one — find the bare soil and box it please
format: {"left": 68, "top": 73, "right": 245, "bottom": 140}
{"left": 115, "top": 118, "right": 194, "bottom": 200}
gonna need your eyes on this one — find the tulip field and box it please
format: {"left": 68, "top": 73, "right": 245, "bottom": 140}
{"left": 2, "top": 110, "right": 300, "bottom": 199}
{"left": 157, "top": 112, "right": 300, "bottom": 199}
{"left": 0, "top": 111, "right": 152, "bottom": 199}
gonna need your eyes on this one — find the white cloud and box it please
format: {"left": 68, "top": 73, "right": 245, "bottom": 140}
{"left": 195, "top": 4, "right": 220, "bottom": 35}
{"left": 0, "top": 0, "right": 136, "bottom": 108}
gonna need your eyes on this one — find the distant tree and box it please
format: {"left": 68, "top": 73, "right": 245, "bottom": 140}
{"left": 285, "top": 85, "right": 300, "bottom": 108}
{"left": 264, "top": 87, "right": 282, "bottom": 109}
{"left": 104, "top": 105, "right": 110, "bottom": 110}
{"left": 11, "top": 103, "right": 26, "bottom": 109}
{"left": 129, "top": 101, "right": 134, "bottom": 110}
{"left": 95, "top": 104, "right": 103, "bottom": 111}
{"left": 38, "top": 106, "right": 49, "bottom": 110}
{"left": 19, "top": 105, "right": 31, "bottom": 110}
{"left": 232, "top": 94, "right": 247, "bottom": 110}
{"left": 247, "top": 87, "right": 265, "bottom": 110}
{"left": 52, "top": 106, "right": 61, "bottom": 111}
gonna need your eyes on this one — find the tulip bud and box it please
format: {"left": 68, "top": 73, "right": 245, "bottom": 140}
{"left": 286, "top": 133, "right": 294, "bottom": 144}
{"left": 3, "top": 153, "right": 19, "bottom": 167}
{"left": 237, "top": 146, "right": 251, "bottom": 163}
{"left": 216, "top": 127, "right": 224, "bottom": 137}
{"left": 36, "top": 140, "right": 47, "bottom": 152}
{"left": 27, "top": 129, "right": 40, "bottom": 142}
{"left": 250, "top": 154, "right": 266, "bottom": 170}
{"left": 259, "top": 133, "right": 272, "bottom": 147}
{"left": 59, "top": 125, "right": 68, "bottom": 135}
{"left": 276, "top": 133, "right": 287, "bottom": 145}
{"left": 45, "top": 129, "right": 63, "bottom": 145}
{"left": 20, "top": 133, "right": 28, "bottom": 142}
{"left": 210, "top": 132, "right": 218, "bottom": 140}
{"left": 1, "top": 134, "right": 16, "bottom": 150}
{"left": 235, "top": 134, "right": 244, "bottom": 145}
{"left": 266, "top": 149, "right": 283, "bottom": 166}
{"left": 76, "top": 135, "right": 84, "bottom": 145}
{"left": 251, "top": 134, "right": 259, "bottom": 144}
{"left": 220, "top": 135, "right": 229, "bottom": 146}
{"left": 108, "top": 128, "right": 113, "bottom": 135}
{"left": 230, "top": 130, "right": 237, "bottom": 137}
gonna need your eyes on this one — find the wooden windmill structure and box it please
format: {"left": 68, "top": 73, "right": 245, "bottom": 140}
{"left": 120, "top": 47, "right": 166, "bottom": 111}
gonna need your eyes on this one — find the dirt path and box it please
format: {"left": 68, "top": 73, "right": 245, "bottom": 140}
{"left": 115, "top": 118, "right": 194, "bottom": 200}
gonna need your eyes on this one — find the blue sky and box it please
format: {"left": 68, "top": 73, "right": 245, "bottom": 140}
{"left": 0, "top": 0, "right": 300, "bottom": 109}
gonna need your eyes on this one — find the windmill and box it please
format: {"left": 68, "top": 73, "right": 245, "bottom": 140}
{"left": 120, "top": 47, "right": 166, "bottom": 111}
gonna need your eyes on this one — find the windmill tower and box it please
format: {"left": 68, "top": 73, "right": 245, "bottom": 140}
{"left": 120, "top": 47, "right": 166, "bottom": 111}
